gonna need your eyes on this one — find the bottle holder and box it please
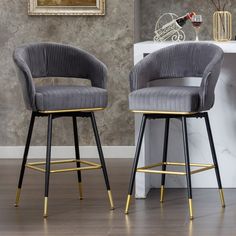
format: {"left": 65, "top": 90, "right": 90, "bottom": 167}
{"left": 154, "top": 13, "right": 186, "bottom": 42}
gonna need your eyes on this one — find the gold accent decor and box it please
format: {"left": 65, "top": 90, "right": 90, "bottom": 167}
{"left": 44, "top": 197, "right": 48, "bottom": 218}
{"left": 160, "top": 185, "right": 164, "bottom": 203}
{"left": 136, "top": 162, "right": 215, "bottom": 176}
{"left": 125, "top": 195, "right": 131, "bottom": 214}
{"left": 39, "top": 107, "right": 104, "bottom": 114}
{"left": 78, "top": 182, "right": 83, "bottom": 200}
{"left": 28, "top": 0, "right": 105, "bottom": 16}
{"left": 131, "top": 110, "right": 197, "bottom": 115}
{"left": 213, "top": 11, "right": 232, "bottom": 42}
{"left": 219, "top": 189, "right": 226, "bottom": 208}
{"left": 189, "top": 199, "right": 194, "bottom": 220}
{"left": 25, "top": 159, "right": 102, "bottom": 173}
{"left": 108, "top": 190, "right": 115, "bottom": 210}
{"left": 14, "top": 188, "right": 21, "bottom": 207}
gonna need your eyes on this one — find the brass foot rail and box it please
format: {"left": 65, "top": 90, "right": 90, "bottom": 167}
{"left": 136, "top": 161, "right": 215, "bottom": 175}
{"left": 25, "top": 159, "right": 102, "bottom": 173}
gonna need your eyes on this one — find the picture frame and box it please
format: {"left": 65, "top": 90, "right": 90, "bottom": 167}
{"left": 28, "top": 0, "right": 105, "bottom": 16}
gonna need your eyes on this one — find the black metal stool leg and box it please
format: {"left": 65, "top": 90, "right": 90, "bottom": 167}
{"left": 204, "top": 113, "right": 225, "bottom": 207}
{"left": 90, "top": 112, "right": 114, "bottom": 210}
{"left": 14, "top": 112, "right": 36, "bottom": 207}
{"left": 181, "top": 117, "right": 194, "bottom": 220}
{"left": 160, "top": 118, "right": 170, "bottom": 203}
{"left": 44, "top": 114, "right": 53, "bottom": 218}
{"left": 125, "top": 115, "right": 147, "bottom": 214}
{"left": 72, "top": 116, "right": 83, "bottom": 200}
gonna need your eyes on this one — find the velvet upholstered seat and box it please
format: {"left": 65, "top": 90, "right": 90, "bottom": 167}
{"left": 129, "top": 86, "right": 201, "bottom": 112}
{"left": 35, "top": 85, "right": 107, "bottom": 111}
{"left": 129, "top": 43, "right": 223, "bottom": 113}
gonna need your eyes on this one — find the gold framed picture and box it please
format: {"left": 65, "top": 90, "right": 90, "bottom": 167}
{"left": 28, "top": 0, "right": 105, "bottom": 15}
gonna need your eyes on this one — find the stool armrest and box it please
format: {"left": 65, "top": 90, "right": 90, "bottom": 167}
{"left": 13, "top": 52, "right": 36, "bottom": 111}
{"left": 200, "top": 52, "right": 224, "bottom": 111}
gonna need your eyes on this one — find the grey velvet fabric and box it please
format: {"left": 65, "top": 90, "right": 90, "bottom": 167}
{"left": 35, "top": 85, "right": 108, "bottom": 111}
{"left": 129, "top": 86, "right": 201, "bottom": 112}
{"left": 129, "top": 43, "right": 224, "bottom": 112}
{"left": 13, "top": 43, "right": 107, "bottom": 111}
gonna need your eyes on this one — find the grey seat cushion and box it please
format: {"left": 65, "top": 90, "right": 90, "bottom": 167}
{"left": 129, "top": 86, "right": 201, "bottom": 112}
{"left": 35, "top": 85, "right": 108, "bottom": 111}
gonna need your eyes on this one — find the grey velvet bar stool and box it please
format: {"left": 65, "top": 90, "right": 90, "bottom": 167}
{"left": 125, "top": 43, "right": 225, "bottom": 220}
{"left": 13, "top": 42, "right": 114, "bottom": 218}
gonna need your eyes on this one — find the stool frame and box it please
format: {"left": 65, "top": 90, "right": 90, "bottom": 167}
{"left": 14, "top": 110, "right": 114, "bottom": 218}
{"left": 125, "top": 111, "right": 225, "bottom": 220}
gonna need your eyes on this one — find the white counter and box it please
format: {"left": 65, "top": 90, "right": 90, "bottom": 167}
{"left": 134, "top": 41, "right": 236, "bottom": 198}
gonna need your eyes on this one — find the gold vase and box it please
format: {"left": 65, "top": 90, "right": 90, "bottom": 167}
{"left": 213, "top": 11, "right": 232, "bottom": 42}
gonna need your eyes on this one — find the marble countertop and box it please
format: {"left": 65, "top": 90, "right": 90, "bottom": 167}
{"left": 134, "top": 41, "right": 236, "bottom": 53}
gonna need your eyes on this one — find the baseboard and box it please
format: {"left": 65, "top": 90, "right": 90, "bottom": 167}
{"left": 0, "top": 146, "right": 135, "bottom": 159}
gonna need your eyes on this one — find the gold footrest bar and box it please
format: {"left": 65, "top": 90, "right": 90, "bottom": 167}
{"left": 25, "top": 159, "right": 102, "bottom": 173}
{"left": 25, "top": 165, "right": 46, "bottom": 172}
{"left": 164, "top": 162, "right": 215, "bottom": 168}
{"left": 190, "top": 165, "right": 215, "bottom": 174}
{"left": 136, "top": 162, "right": 215, "bottom": 176}
{"left": 26, "top": 159, "right": 99, "bottom": 166}
{"left": 137, "top": 168, "right": 186, "bottom": 175}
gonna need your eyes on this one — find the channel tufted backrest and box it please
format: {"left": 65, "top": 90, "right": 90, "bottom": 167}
{"left": 13, "top": 43, "right": 107, "bottom": 110}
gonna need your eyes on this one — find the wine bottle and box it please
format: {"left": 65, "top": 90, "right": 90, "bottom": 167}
{"left": 154, "top": 12, "right": 195, "bottom": 42}
{"left": 176, "top": 12, "right": 195, "bottom": 27}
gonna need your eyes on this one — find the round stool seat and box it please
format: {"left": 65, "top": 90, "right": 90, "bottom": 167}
{"left": 129, "top": 86, "right": 201, "bottom": 113}
{"left": 36, "top": 85, "right": 108, "bottom": 112}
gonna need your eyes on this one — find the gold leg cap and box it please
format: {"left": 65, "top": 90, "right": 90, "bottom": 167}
{"left": 125, "top": 195, "right": 131, "bottom": 214}
{"left": 43, "top": 197, "right": 48, "bottom": 218}
{"left": 160, "top": 185, "right": 164, "bottom": 203}
{"left": 108, "top": 190, "right": 115, "bottom": 210}
{"left": 219, "top": 189, "right": 226, "bottom": 208}
{"left": 78, "top": 182, "right": 83, "bottom": 200}
{"left": 189, "top": 199, "right": 194, "bottom": 220}
{"left": 14, "top": 188, "right": 21, "bottom": 207}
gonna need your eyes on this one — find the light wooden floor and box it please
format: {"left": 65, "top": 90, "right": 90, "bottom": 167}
{"left": 0, "top": 159, "right": 236, "bottom": 236}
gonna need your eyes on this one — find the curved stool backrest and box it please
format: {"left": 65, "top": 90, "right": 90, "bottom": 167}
{"left": 130, "top": 43, "right": 224, "bottom": 111}
{"left": 13, "top": 43, "right": 107, "bottom": 111}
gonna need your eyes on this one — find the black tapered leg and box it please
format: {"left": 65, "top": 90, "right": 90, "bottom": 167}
{"left": 204, "top": 113, "right": 225, "bottom": 207}
{"left": 44, "top": 114, "right": 53, "bottom": 218}
{"left": 90, "top": 112, "right": 114, "bottom": 209}
{"left": 90, "top": 112, "right": 110, "bottom": 190}
{"left": 125, "top": 115, "right": 147, "bottom": 214}
{"left": 181, "top": 116, "right": 194, "bottom": 220}
{"left": 72, "top": 116, "right": 83, "bottom": 199}
{"left": 160, "top": 118, "right": 170, "bottom": 202}
{"left": 15, "top": 112, "right": 36, "bottom": 207}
